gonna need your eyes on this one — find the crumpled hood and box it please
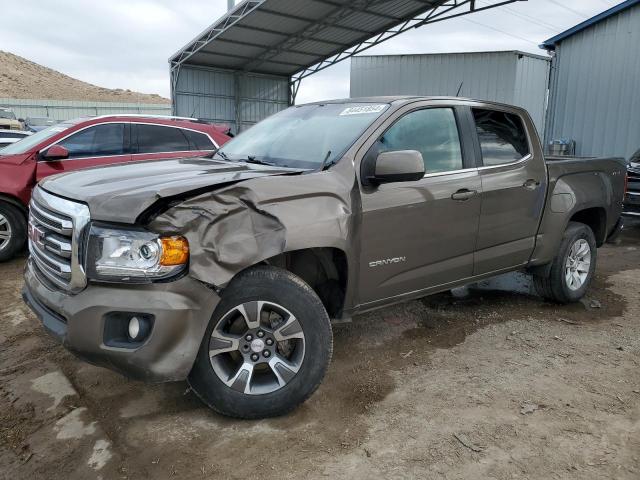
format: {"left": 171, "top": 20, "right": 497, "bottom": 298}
{"left": 40, "top": 157, "right": 303, "bottom": 223}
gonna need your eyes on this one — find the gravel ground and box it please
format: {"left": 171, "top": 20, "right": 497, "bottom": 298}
{"left": 1, "top": 221, "right": 639, "bottom": 480}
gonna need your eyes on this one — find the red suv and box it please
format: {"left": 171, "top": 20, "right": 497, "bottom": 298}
{"left": 0, "top": 115, "right": 230, "bottom": 261}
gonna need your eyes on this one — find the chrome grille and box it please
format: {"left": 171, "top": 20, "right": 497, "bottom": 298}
{"left": 28, "top": 187, "right": 90, "bottom": 292}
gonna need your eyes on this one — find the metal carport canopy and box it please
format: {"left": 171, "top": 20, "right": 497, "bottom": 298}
{"left": 170, "top": 0, "right": 524, "bottom": 103}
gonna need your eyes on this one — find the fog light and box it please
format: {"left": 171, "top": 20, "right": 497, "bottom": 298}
{"left": 104, "top": 312, "right": 154, "bottom": 348}
{"left": 128, "top": 316, "right": 141, "bottom": 340}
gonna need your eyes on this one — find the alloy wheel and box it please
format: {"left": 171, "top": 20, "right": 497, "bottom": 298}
{"left": 564, "top": 238, "right": 591, "bottom": 291}
{"left": 0, "top": 213, "right": 11, "bottom": 251}
{"left": 208, "top": 301, "right": 305, "bottom": 395}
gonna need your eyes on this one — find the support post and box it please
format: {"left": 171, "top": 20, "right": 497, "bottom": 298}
{"left": 234, "top": 72, "right": 241, "bottom": 134}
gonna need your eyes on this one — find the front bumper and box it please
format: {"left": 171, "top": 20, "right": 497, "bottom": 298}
{"left": 23, "top": 260, "right": 220, "bottom": 382}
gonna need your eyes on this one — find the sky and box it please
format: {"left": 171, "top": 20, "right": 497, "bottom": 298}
{"left": 1, "top": 0, "right": 623, "bottom": 104}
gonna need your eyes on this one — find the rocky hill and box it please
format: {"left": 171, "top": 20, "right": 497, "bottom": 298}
{"left": 0, "top": 51, "right": 169, "bottom": 104}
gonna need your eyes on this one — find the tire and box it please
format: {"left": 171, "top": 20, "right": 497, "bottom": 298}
{"left": 0, "top": 202, "right": 27, "bottom": 262}
{"left": 189, "top": 266, "right": 333, "bottom": 419}
{"left": 533, "top": 222, "right": 597, "bottom": 304}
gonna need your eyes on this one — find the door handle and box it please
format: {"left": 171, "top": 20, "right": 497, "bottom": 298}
{"left": 523, "top": 179, "right": 541, "bottom": 190}
{"left": 451, "top": 189, "right": 478, "bottom": 201}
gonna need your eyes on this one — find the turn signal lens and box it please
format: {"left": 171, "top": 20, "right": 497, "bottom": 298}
{"left": 160, "top": 236, "right": 189, "bottom": 266}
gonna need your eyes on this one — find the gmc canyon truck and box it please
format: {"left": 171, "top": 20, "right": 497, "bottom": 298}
{"left": 23, "top": 97, "right": 626, "bottom": 419}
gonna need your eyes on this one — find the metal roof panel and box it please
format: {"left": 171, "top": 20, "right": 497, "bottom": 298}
{"left": 541, "top": 0, "right": 640, "bottom": 50}
{"left": 170, "top": 0, "right": 523, "bottom": 80}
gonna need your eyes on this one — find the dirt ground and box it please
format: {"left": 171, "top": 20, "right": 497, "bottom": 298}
{"left": 1, "top": 222, "right": 639, "bottom": 480}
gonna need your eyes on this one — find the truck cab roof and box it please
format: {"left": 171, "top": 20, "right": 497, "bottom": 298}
{"left": 303, "top": 96, "right": 530, "bottom": 112}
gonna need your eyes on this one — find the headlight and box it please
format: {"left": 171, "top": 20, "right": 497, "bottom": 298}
{"left": 86, "top": 225, "right": 189, "bottom": 283}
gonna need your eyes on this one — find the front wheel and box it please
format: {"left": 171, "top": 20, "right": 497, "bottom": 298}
{"left": 533, "top": 222, "right": 597, "bottom": 303}
{"left": 189, "top": 266, "right": 333, "bottom": 419}
{"left": 0, "top": 202, "right": 27, "bottom": 262}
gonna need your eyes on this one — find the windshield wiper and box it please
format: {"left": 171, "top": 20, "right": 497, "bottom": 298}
{"left": 212, "top": 151, "right": 280, "bottom": 167}
{"left": 244, "top": 155, "right": 277, "bottom": 167}
{"left": 320, "top": 150, "right": 334, "bottom": 171}
{"left": 214, "top": 150, "right": 230, "bottom": 161}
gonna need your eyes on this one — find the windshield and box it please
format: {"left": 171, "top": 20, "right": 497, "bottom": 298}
{"left": 0, "top": 123, "right": 72, "bottom": 155}
{"left": 218, "top": 103, "right": 390, "bottom": 169}
{"left": 0, "top": 110, "right": 16, "bottom": 120}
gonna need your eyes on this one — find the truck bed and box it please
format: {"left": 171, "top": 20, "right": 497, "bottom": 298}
{"left": 545, "top": 155, "right": 627, "bottom": 182}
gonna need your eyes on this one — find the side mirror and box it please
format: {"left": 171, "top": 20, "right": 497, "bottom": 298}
{"left": 18, "top": 118, "right": 24, "bottom": 123}
{"left": 367, "top": 150, "right": 425, "bottom": 185}
{"left": 42, "top": 145, "right": 69, "bottom": 161}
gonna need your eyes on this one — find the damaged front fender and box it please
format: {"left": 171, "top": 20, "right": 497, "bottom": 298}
{"left": 148, "top": 164, "right": 358, "bottom": 289}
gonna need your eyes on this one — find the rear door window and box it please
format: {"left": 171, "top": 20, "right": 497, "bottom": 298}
{"left": 58, "top": 123, "right": 126, "bottom": 158}
{"left": 183, "top": 129, "right": 215, "bottom": 150}
{"left": 472, "top": 109, "right": 530, "bottom": 166}
{"left": 136, "top": 125, "right": 191, "bottom": 154}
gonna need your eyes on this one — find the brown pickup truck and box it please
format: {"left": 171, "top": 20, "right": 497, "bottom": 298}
{"left": 23, "top": 97, "right": 626, "bottom": 419}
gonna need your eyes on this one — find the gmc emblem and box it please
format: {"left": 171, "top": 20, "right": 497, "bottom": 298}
{"left": 28, "top": 221, "right": 45, "bottom": 246}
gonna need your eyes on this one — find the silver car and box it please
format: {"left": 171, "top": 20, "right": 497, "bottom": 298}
{"left": 0, "top": 129, "right": 31, "bottom": 149}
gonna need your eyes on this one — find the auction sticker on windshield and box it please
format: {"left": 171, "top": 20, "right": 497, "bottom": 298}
{"left": 339, "top": 105, "right": 387, "bottom": 116}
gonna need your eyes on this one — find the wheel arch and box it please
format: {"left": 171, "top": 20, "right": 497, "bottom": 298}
{"left": 568, "top": 207, "right": 607, "bottom": 246}
{"left": 230, "top": 247, "right": 349, "bottom": 320}
{"left": 0, "top": 193, "right": 28, "bottom": 216}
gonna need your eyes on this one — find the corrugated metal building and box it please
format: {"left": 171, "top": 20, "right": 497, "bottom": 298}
{"left": 542, "top": 0, "right": 640, "bottom": 160}
{"left": 169, "top": 0, "right": 521, "bottom": 134}
{"left": 0, "top": 98, "right": 171, "bottom": 122}
{"left": 172, "top": 65, "right": 289, "bottom": 133}
{"left": 350, "top": 51, "right": 551, "bottom": 134}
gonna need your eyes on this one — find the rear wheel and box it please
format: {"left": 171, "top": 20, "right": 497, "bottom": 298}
{"left": 533, "top": 222, "right": 597, "bottom": 303}
{"left": 189, "top": 266, "right": 333, "bottom": 419}
{"left": 0, "top": 202, "right": 26, "bottom": 262}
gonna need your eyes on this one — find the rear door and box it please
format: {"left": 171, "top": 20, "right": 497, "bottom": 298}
{"left": 131, "top": 124, "right": 215, "bottom": 161}
{"left": 471, "top": 107, "right": 547, "bottom": 274}
{"left": 357, "top": 103, "right": 482, "bottom": 305}
{"left": 36, "top": 122, "right": 131, "bottom": 181}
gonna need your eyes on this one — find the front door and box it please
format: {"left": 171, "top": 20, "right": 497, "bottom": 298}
{"left": 357, "top": 105, "right": 482, "bottom": 306}
{"left": 36, "top": 123, "right": 131, "bottom": 181}
{"left": 470, "top": 107, "right": 547, "bottom": 274}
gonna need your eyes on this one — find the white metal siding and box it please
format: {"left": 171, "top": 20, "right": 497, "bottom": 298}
{"left": 174, "top": 66, "right": 236, "bottom": 127}
{"left": 350, "top": 51, "right": 550, "bottom": 134}
{"left": 238, "top": 74, "right": 290, "bottom": 131}
{"left": 545, "top": 4, "right": 640, "bottom": 160}
{"left": 514, "top": 54, "right": 551, "bottom": 136}
{"left": 0, "top": 98, "right": 171, "bottom": 122}
{"left": 174, "top": 65, "right": 289, "bottom": 133}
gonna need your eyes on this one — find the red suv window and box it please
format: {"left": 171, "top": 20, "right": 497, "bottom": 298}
{"left": 183, "top": 129, "right": 215, "bottom": 150}
{"left": 136, "top": 125, "right": 191, "bottom": 154}
{"left": 58, "top": 123, "right": 126, "bottom": 158}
